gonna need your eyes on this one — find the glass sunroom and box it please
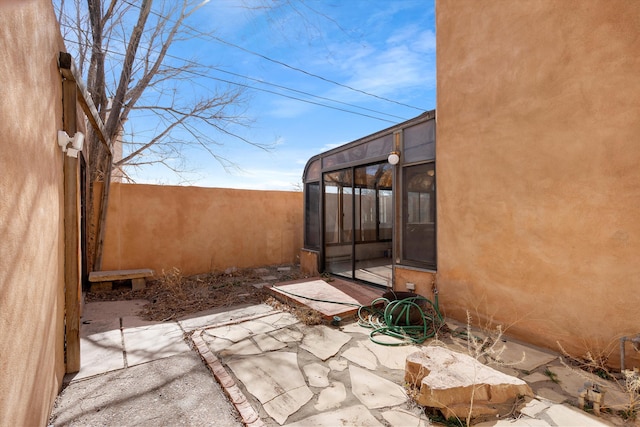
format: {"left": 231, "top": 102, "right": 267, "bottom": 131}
{"left": 301, "top": 111, "right": 436, "bottom": 288}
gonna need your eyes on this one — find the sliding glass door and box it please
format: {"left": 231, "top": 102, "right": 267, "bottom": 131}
{"left": 324, "top": 163, "right": 393, "bottom": 287}
{"left": 324, "top": 169, "right": 352, "bottom": 277}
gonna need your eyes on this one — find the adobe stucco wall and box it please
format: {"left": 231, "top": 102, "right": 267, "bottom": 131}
{"left": 96, "top": 183, "right": 303, "bottom": 276}
{"left": 435, "top": 0, "right": 640, "bottom": 367}
{"left": 0, "top": 1, "right": 68, "bottom": 425}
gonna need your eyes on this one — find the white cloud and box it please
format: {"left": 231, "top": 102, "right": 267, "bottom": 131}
{"left": 201, "top": 0, "right": 267, "bottom": 35}
{"left": 412, "top": 29, "right": 437, "bottom": 52}
{"left": 129, "top": 1, "right": 436, "bottom": 190}
{"left": 196, "top": 165, "right": 303, "bottom": 191}
{"left": 319, "top": 142, "right": 344, "bottom": 151}
{"left": 336, "top": 28, "right": 436, "bottom": 98}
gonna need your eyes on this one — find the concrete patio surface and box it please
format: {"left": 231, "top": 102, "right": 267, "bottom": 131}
{"left": 49, "top": 280, "right": 616, "bottom": 427}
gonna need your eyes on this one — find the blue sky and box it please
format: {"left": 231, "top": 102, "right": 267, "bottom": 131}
{"left": 127, "top": 0, "right": 436, "bottom": 191}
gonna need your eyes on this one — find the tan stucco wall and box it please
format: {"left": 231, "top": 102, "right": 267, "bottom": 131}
{"left": 395, "top": 267, "right": 436, "bottom": 296}
{"left": 0, "top": 1, "right": 68, "bottom": 425}
{"left": 435, "top": 0, "right": 640, "bottom": 367}
{"left": 96, "top": 183, "right": 303, "bottom": 276}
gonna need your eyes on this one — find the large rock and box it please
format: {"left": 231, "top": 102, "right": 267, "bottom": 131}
{"left": 405, "top": 346, "right": 533, "bottom": 420}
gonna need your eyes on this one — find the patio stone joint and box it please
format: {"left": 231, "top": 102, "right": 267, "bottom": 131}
{"left": 191, "top": 331, "right": 265, "bottom": 427}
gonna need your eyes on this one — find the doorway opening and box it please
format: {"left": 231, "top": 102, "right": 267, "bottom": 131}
{"left": 324, "top": 162, "right": 393, "bottom": 287}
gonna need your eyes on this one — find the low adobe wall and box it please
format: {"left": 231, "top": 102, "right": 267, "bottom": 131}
{"left": 94, "top": 182, "right": 303, "bottom": 277}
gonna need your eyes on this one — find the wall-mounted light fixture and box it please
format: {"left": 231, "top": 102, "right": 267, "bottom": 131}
{"left": 389, "top": 129, "right": 402, "bottom": 165}
{"left": 58, "top": 130, "right": 84, "bottom": 158}
{"left": 388, "top": 150, "right": 400, "bottom": 165}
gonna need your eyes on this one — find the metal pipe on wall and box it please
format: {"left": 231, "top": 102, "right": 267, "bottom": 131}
{"left": 620, "top": 334, "right": 640, "bottom": 371}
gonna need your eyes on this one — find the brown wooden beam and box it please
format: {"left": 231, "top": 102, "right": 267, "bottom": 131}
{"left": 58, "top": 52, "right": 111, "bottom": 154}
{"left": 62, "top": 76, "right": 81, "bottom": 373}
{"left": 58, "top": 51, "right": 113, "bottom": 275}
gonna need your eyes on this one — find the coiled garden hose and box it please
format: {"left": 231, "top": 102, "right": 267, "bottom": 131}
{"left": 271, "top": 285, "right": 470, "bottom": 346}
{"left": 357, "top": 294, "right": 444, "bottom": 346}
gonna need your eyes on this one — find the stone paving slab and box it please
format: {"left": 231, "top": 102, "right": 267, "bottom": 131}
{"left": 544, "top": 403, "right": 608, "bottom": 426}
{"left": 362, "top": 340, "right": 420, "bottom": 370}
{"left": 226, "top": 352, "right": 313, "bottom": 425}
{"left": 219, "top": 339, "right": 263, "bottom": 356}
{"left": 267, "top": 327, "right": 303, "bottom": 343}
{"left": 521, "top": 398, "right": 552, "bottom": 418}
{"left": 283, "top": 405, "right": 384, "bottom": 427}
{"left": 75, "top": 324, "right": 124, "bottom": 379}
{"left": 536, "top": 387, "right": 569, "bottom": 404}
{"left": 203, "top": 312, "right": 298, "bottom": 343}
{"left": 328, "top": 358, "right": 348, "bottom": 372}
{"left": 81, "top": 317, "right": 121, "bottom": 335}
{"left": 342, "top": 341, "right": 378, "bottom": 369}
{"left": 178, "top": 304, "right": 275, "bottom": 332}
{"left": 254, "top": 334, "right": 288, "bottom": 352}
{"left": 341, "top": 321, "right": 371, "bottom": 336}
{"left": 500, "top": 340, "right": 558, "bottom": 371}
{"left": 547, "top": 365, "right": 628, "bottom": 410}
{"left": 314, "top": 381, "right": 346, "bottom": 410}
{"left": 270, "top": 280, "right": 362, "bottom": 318}
{"left": 82, "top": 300, "right": 148, "bottom": 320}
{"left": 123, "top": 321, "right": 191, "bottom": 366}
{"left": 477, "top": 397, "right": 611, "bottom": 427}
{"left": 523, "top": 372, "right": 551, "bottom": 383}
{"left": 349, "top": 365, "right": 407, "bottom": 409}
{"left": 299, "top": 325, "right": 351, "bottom": 360}
{"left": 303, "top": 363, "right": 330, "bottom": 388}
{"left": 477, "top": 417, "right": 553, "bottom": 426}
{"left": 381, "top": 408, "right": 430, "bottom": 427}
{"left": 122, "top": 315, "right": 159, "bottom": 328}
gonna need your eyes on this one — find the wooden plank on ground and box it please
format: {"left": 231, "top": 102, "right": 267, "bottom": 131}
{"left": 89, "top": 269, "right": 154, "bottom": 282}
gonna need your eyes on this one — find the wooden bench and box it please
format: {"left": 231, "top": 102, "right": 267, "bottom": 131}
{"left": 89, "top": 269, "right": 154, "bottom": 292}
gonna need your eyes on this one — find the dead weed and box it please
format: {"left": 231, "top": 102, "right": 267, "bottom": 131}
{"left": 86, "top": 264, "right": 307, "bottom": 321}
{"left": 265, "top": 296, "right": 324, "bottom": 325}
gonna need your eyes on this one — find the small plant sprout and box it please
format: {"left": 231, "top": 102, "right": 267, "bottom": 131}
{"left": 544, "top": 368, "right": 559, "bottom": 384}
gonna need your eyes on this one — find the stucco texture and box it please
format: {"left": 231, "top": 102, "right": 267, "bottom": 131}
{"left": 0, "top": 1, "right": 68, "bottom": 425}
{"left": 435, "top": 0, "right": 640, "bottom": 366}
{"left": 95, "top": 183, "right": 303, "bottom": 277}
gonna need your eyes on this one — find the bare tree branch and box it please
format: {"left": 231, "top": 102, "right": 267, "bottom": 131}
{"left": 55, "top": 0, "right": 338, "bottom": 185}
{"left": 103, "top": 0, "right": 151, "bottom": 139}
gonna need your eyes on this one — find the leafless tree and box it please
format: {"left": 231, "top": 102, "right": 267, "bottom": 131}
{"left": 55, "top": 0, "right": 274, "bottom": 268}
{"left": 55, "top": 0, "right": 339, "bottom": 268}
{"left": 56, "top": 0, "right": 270, "bottom": 186}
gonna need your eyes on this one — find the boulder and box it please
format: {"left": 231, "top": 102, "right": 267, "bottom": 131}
{"left": 405, "top": 346, "right": 533, "bottom": 420}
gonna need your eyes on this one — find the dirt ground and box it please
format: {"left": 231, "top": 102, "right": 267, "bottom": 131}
{"left": 86, "top": 264, "right": 309, "bottom": 322}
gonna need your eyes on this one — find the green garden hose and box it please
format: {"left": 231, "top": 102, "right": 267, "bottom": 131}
{"left": 271, "top": 285, "right": 445, "bottom": 346}
{"left": 357, "top": 294, "right": 444, "bottom": 346}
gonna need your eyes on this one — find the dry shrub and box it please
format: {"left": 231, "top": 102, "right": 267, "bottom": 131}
{"left": 266, "top": 296, "right": 324, "bottom": 325}
{"left": 84, "top": 264, "right": 306, "bottom": 321}
{"left": 558, "top": 341, "right": 640, "bottom": 421}
{"left": 157, "top": 267, "right": 188, "bottom": 299}
{"left": 84, "top": 264, "right": 310, "bottom": 322}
